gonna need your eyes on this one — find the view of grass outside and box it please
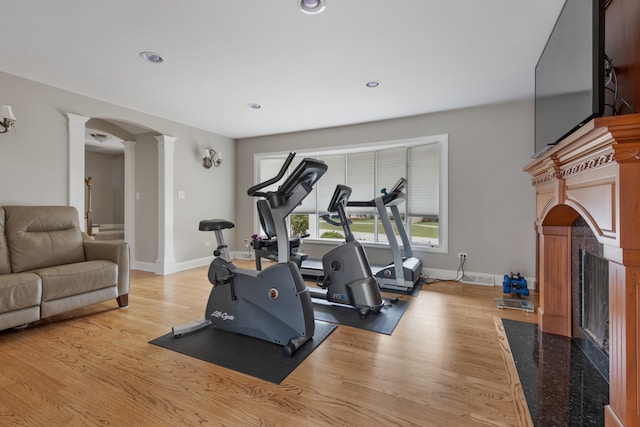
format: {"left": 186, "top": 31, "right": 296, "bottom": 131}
{"left": 314, "top": 215, "right": 439, "bottom": 244}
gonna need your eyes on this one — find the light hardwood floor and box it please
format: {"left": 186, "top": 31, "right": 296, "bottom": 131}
{"left": 0, "top": 261, "right": 538, "bottom": 426}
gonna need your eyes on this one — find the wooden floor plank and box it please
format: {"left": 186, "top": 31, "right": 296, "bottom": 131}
{"left": 0, "top": 261, "right": 538, "bottom": 426}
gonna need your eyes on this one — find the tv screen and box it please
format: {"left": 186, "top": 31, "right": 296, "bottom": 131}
{"left": 534, "top": 0, "right": 604, "bottom": 158}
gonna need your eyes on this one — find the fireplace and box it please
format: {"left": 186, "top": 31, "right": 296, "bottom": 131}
{"left": 524, "top": 113, "right": 640, "bottom": 427}
{"left": 572, "top": 216, "right": 609, "bottom": 379}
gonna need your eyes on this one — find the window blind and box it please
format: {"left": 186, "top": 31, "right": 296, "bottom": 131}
{"left": 408, "top": 143, "right": 439, "bottom": 216}
{"left": 315, "top": 155, "right": 346, "bottom": 214}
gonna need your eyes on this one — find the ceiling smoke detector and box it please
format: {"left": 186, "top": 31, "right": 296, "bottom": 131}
{"left": 298, "top": 0, "right": 326, "bottom": 15}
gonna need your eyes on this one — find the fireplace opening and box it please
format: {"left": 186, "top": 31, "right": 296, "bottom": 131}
{"left": 571, "top": 216, "right": 609, "bottom": 382}
{"left": 579, "top": 250, "right": 609, "bottom": 355}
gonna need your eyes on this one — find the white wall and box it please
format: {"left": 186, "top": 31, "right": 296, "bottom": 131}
{"left": 0, "top": 69, "right": 536, "bottom": 280}
{"left": 0, "top": 71, "right": 235, "bottom": 271}
{"left": 235, "top": 99, "right": 537, "bottom": 281}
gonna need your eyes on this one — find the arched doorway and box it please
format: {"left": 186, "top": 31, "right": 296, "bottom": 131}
{"left": 67, "top": 113, "right": 176, "bottom": 274}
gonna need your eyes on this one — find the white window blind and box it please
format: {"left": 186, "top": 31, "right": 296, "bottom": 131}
{"left": 315, "top": 155, "right": 346, "bottom": 213}
{"left": 259, "top": 157, "right": 288, "bottom": 193}
{"left": 408, "top": 143, "right": 439, "bottom": 216}
{"left": 346, "top": 151, "right": 375, "bottom": 204}
{"left": 376, "top": 147, "right": 406, "bottom": 193}
{"left": 375, "top": 147, "right": 407, "bottom": 213}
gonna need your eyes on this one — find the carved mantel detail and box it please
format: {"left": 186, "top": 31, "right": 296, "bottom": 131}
{"left": 612, "top": 141, "right": 640, "bottom": 163}
{"left": 559, "top": 150, "right": 615, "bottom": 178}
{"left": 524, "top": 113, "right": 640, "bottom": 427}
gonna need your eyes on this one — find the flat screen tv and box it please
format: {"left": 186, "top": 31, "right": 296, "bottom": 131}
{"left": 533, "top": 0, "right": 605, "bottom": 158}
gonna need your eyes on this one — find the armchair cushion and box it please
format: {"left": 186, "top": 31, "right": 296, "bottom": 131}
{"left": 4, "top": 206, "right": 85, "bottom": 273}
{"left": 33, "top": 260, "right": 118, "bottom": 301}
{"left": 0, "top": 273, "right": 42, "bottom": 312}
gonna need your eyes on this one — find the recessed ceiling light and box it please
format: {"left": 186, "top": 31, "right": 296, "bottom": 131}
{"left": 249, "top": 103, "right": 262, "bottom": 109}
{"left": 298, "top": 0, "right": 326, "bottom": 15}
{"left": 90, "top": 133, "right": 112, "bottom": 142}
{"left": 365, "top": 80, "right": 381, "bottom": 88}
{"left": 139, "top": 51, "right": 164, "bottom": 64}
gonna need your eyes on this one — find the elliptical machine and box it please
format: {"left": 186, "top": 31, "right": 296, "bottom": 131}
{"left": 255, "top": 181, "right": 387, "bottom": 318}
{"left": 307, "top": 184, "right": 386, "bottom": 318}
{"left": 172, "top": 153, "right": 328, "bottom": 357}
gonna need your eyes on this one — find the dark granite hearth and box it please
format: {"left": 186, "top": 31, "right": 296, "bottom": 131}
{"left": 502, "top": 319, "right": 609, "bottom": 426}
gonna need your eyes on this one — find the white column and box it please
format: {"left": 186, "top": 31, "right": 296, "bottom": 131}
{"left": 67, "top": 113, "right": 90, "bottom": 230}
{"left": 123, "top": 140, "right": 136, "bottom": 264}
{"left": 155, "top": 135, "right": 176, "bottom": 275}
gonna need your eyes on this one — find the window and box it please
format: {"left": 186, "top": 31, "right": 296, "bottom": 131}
{"left": 254, "top": 135, "right": 448, "bottom": 252}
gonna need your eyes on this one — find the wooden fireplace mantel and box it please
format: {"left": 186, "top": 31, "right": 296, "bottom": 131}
{"left": 524, "top": 113, "right": 640, "bottom": 427}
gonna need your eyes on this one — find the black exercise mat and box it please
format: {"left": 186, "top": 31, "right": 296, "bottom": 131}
{"left": 149, "top": 320, "right": 337, "bottom": 384}
{"left": 312, "top": 298, "right": 409, "bottom": 335}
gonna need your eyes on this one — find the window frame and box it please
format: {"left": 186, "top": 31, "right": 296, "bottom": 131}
{"left": 252, "top": 135, "right": 448, "bottom": 254}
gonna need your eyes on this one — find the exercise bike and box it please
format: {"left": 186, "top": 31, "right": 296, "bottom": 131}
{"left": 172, "top": 152, "right": 328, "bottom": 357}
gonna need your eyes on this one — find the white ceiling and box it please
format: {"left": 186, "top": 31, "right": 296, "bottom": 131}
{"left": 1, "top": 0, "right": 564, "bottom": 139}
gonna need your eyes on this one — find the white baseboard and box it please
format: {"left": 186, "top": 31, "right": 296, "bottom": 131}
{"left": 422, "top": 267, "right": 536, "bottom": 290}
{"left": 231, "top": 251, "right": 255, "bottom": 261}
{"left": 171, "top": 256, "right": 214, "bottom": 273}
{"left": 96, "top": 223, "right": 124, "bottom": 230}
{"left": 133, "top": 256, "right": 536, "bottom": 290}
{"left": 132, "top": 256, "right": 213, "bottom": 275}
{"left": 132, "top": 261, "right": 155, "bottom": 272}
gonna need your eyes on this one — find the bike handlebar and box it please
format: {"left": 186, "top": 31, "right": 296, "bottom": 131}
{"left": 247, "top": 152, "right": 296, "bottom": 198}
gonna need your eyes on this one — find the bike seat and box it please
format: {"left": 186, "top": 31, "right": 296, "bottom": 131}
{"left": 199, "top": 219, "right": 235, "bottom": 231}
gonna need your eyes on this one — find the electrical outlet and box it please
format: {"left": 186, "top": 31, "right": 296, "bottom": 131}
{"left": 458, "top": 252, "right": 468, "bottom": 259}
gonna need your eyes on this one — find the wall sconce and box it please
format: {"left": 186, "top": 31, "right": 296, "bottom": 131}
{"left": 202, "top": 148, "right": 223, "bottom": 168}
{"left": 0, "top": 105, "right": 16, "bottom": 133}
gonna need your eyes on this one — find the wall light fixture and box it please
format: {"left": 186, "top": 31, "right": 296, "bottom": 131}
{"left": 202, "top": 148, "right": 223, "bottom": 168}
{"left": 0, "top": 105, "right": 16, "bottom": 133}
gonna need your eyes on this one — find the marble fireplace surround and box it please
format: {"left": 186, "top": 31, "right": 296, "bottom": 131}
{"left": 524, "top": 113, "right": 640, "bottom": 427}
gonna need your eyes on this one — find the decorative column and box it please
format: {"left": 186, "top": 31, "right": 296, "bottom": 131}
{"left": 123, "top": 140, "right": 136, "bottom": 264}
{"left": 604, "top": 126, "right": 640, "bottom": 427}
{"left": 155, "top": 135, "right": 176, "bottom": 275}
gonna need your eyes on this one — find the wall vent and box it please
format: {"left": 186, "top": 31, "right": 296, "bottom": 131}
{"left": 461, "top": 273, "right": 495, "bottom": 286}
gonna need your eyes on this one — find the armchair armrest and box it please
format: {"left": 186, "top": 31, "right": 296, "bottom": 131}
{"left": 83, "top": 234, "right": 130, "bottom": 303}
